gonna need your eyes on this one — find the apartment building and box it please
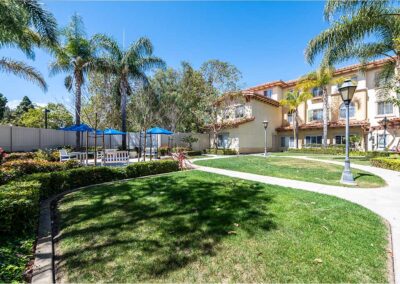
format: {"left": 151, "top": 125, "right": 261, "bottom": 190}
{"left": 213, "top": 59, "right": 400, "bottom": 153}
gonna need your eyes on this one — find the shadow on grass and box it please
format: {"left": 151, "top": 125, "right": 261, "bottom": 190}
{"left": 55, "top": 174, "right": 276, "bottom": 281}
{"left": 353, "top": 172, "right": 374, "bottom": 180}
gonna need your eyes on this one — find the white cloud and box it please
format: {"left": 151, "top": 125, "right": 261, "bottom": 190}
{"left": 6, "top": 99, "right": 48, "bottom": 110}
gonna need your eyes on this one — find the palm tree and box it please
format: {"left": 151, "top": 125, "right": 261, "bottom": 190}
{"left": 93, "top": 34, "right": 165, "bottom": 149}
{"left": 297, "top": 66, "right": 342, "bottom": 148}
{"left": 49, "top": 14, "right": 102, "bottom": 147}
{"left": 305, "top": 0, "right": 400, "bottom": 82}
{"left": 280, "top": 90, "right": 312, "bottom": 149}
{"left": 0, "top": 0, "right": 57, "bottom": 90}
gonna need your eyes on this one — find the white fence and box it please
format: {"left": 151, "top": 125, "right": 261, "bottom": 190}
{"left": 0, "top": 125, "right": 210, "bottom": 152}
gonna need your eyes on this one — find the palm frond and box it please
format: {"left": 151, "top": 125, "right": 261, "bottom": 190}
{"left": 324, "top": 0, "right": 389, "bottom": 21}
{"left": 91, "top": 33, "right": 122, "bottom": 60}
{"left": 124, "top": 37, "right": 154, "bottom": 63}
{"left": 64, "top": 75, "right": 73, "bottom": 92}
{"left": 136, "top": 56, "right": 166, "bottom": 71}
{"left": 0, "top": 57, "right": 47, "bottom": 91}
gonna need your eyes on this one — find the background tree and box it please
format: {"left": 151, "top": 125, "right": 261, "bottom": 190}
{"left": 50, "top": 14, "right": 102, "bottom": 147}
{"left": 0, "top": 0, "right": 57, "bottom": 90}
{"left": 280, "top": 90, "right": 312, "bottom": 149}
{"left": 19, "top": 103, "right": 73, "bottom": 128}
{"left": 0, "top": 93, "right": 7, "bottom": 120}
{"left": 297, "top": 66, "right": 341, "bottom": 147}
{"left": 93, "top": 34, "right": 165, "bottom": 149}
{"left": 199, "top": 60, "right": 243, "bottom": 149}
{"left": 15, "top": 96, "right": 34, "bottom": 116}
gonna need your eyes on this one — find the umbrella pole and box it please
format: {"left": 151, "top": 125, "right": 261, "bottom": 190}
{"left": 138, "top": 131, "right": 141, "bottom": 162}
{"left": 150, "top": 134, "right": 152, "bottom": 161}
{"left": 85, "top": 131, "right": 89, "bottom": 166}
{"left": 102, "top": 133, "right": 105, "bottom": 166}
{"left": 143, "top": 129, "right": 147, "bottom": 162}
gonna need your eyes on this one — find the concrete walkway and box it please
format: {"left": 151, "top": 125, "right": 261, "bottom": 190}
{"left": 193, "top": 156, "right": 400, "bottom": 283}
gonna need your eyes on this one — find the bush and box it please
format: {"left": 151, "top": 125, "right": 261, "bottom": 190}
{"left": 365, "top": 151, "right": 392, "bottom": 159}
{"left": 0, "top": 159, "right": 80, "bottom": 184}
{"left": 186, "top": 150, "right": 202, "bottom": 156}
{"left": 159, "top": 146, "right": 170, "bottom": 156}
{"left": 206, "top": 148, "right": 237, "bottom": 155}
{"left": 126, "top": 160, "right": 179, "bottom": 178}
{"left": 172, "top": 146, "right": 190, "bottom": 153}
{"left": 287, "top": 147, "right": 366, "bottom": 156}
{"left": 371, "top": 157, "right": 400, "bottom": 171}
{"left": 3, "top": 152, "right": 35, "bottom": 162}
{"left": 0, "top": 181, "right": 40, "bottom": 235}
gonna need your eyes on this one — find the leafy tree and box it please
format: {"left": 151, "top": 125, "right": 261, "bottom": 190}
{"left": 297, "top": 67, "right": 343, "bottom": 147}
{"left": 0, "top": 93, "right": 7, "bottom": 120}
{"left": 93, "top": 34, "right": 165, "bottom": 149}
{"left": 19, "top": 103, "right": 73, "bottom": 128}
{"left": 305, "top": 0, "right": 400, "bottom": 104}
{"left": 280, "top": 90, "right": 312, "bottom": 149}
{"left": 181, "top": 135, "right": 199, "bottom": 150}
{"left": 15, "top": 96, "right": 34, "bottom": 116}
{"left": 0, "top": 0, "right": 57, "bottom": 90}
{"left": 199, "top": 60, "right": 243, "bottom": 149}
{"left": 50, "top": 14, "right": 104, "bottom": 147}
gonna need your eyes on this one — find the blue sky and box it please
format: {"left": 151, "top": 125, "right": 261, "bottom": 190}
{"left": 1, "top": 1, "right": 343, "bottom": 109}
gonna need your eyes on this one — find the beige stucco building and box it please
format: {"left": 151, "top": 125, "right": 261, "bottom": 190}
{"left": 213, "top": 59, "right": 400, "bottom": 153}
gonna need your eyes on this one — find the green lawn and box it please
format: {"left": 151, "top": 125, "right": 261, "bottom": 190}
{"left": 270, "top": 152, "right": 373, "bottom": 166}
{"left": 56, "top": 171, "right": 388, "bottom": 283}
{"left": 195, "top": 156, "right": 385, "bottom": 188}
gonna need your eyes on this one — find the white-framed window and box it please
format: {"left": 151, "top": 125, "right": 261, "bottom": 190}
{"left": 305, "top": 135, "right": 322, "bottom": 146}
{"left": 264, "top": 89, "right": 273, "bottom": 98}
{"left": 377, "top": 101, "right": 393, "bottom": 115}
{"left": 287, "top": 113, "right": 293, "bottom": 124}
{"left": 377, "top": 134, "right": 388, "bottom": 149}
{"left": 309, "top": 109, "right": 323, "bottom": 121}
{"left": 217, "top": 133, "right": 230, "bottom": 148}
{"left": 280, "top": 136, "right": 294, "bottom": 148}
{"left": 335, "top": 135, "right": 346, "bottom": 145}
{"left": 235, "top": 105, "right": 245, "bottom": 118}
{"left": 312, "top": 87, "right": 321, "bottom": 97}
{"left": 339, "top": 102, "right": 355, "bottom": 119}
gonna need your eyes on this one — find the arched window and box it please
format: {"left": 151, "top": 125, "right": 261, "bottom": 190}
{"left": 339, "top": 102, "right": 355, "bottom": 119}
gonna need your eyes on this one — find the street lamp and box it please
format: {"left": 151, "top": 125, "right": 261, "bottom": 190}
{"left": 338, "top": 79, "right": 357, "bottom": 185}
{"left": 44, "top": 108, "right": 50, "bottom": 129}
{"left": 263, "top": 120, "right": 269, "bottom": 156}
{"left": 383, "top": 116, "right": 388, "bottom": 149}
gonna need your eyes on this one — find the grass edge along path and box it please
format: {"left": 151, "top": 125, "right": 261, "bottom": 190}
{"left": 55, "top": 171, "right": 389, "bottom": 283}
{"left": 194, "top": 156, "right": 386, "bottom": 188}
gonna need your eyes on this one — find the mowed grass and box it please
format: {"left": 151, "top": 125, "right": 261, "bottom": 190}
{"left": 56, "top": 171, "right": 388, "bottom": 283}
{"left": 195, "top": 156, "right": 385, "bottom": 188}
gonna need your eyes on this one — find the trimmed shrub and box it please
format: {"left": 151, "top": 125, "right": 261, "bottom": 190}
{"left": 159, "top": 146, "right": 170, "bottom": 156}
{"left": 206, "top": 148, "right": 237, "bottom": 155}
{"left": 126, "top": 160, "right": 179, "bottom": 178}
{"left": 186, "top": 150, "right": 203, "bottom": 156}
{"left": 3, "top": 152, "right": 35, "bottom": 162}
{"left": 371, "top": 157, "right": 400, "bottom": 171}
{"left": 365, "top": 151, "right": 392, "bottom": 159}
{"left": 287, "top": 147, "right": 367, "bottom": 156}
{"left": 0, "top": 181, "right": 40, "bottom": 235}
{"left": 172, "top": 147, "right": 190, "bottom": 153}
{"left": 0, "top": 159, "right": 80, "bottom": 184}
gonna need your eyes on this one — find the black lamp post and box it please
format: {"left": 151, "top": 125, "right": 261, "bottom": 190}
{"left": 44, "top": 108, "right": 50, "bottom": 129}
{"left": 383, "top": 116, "right": 388, "bottom": 149}
{"left": 263, "top": 120, "right": 269, "bottom": 156}
{"left": 338, "top": 79, "right": 357, "bottom": 185}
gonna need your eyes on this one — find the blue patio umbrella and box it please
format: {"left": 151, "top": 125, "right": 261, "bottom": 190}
{"left": 146, "top": 127, "right": 173, "bottom": 135}
{"left": 95, "top": 128, "right": 126, "bottom": 149}
{"left": 59, "top": 123, "right": 94, "bottom": 132}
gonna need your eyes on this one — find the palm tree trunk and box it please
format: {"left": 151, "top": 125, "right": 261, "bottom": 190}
{"left": 322, "top": 87, "right": 329, "bottom": 148}
{"left": 120, "top": 78, "right": 128, "bottom": 150}
{"left": 293, "top": 110, "right": 299, "bottom": 149}
{"left": 74, "top": 72, "right": 82, "bottom": 148}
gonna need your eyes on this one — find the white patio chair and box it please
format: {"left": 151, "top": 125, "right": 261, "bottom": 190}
{"left": 59, "top": 149, "right": 73, "bottom": 162}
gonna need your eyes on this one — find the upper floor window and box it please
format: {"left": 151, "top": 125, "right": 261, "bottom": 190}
{"left": 235, "top": 105, "right": 245, "bottom": 118}
{"left": 312, "top": 87, "right": 321, "bottom": 97}
{"left": 339, "top": 102, "right": 355, "bottom": 119}
{"left": 377, "top": 101, "right": 393, "bottom": 115}
{"left": 264, "top": 89, "right": 273, "bottom": 98}
{"left": 309, "top": 109, "right": 323, "bottom": 121}
{"left": 287, "top": 113, "right": 294, "bottom": 124}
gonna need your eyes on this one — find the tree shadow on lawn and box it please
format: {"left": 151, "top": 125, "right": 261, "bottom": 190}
{"left": 55, "top": 174, "right": 277, "bottom": 281}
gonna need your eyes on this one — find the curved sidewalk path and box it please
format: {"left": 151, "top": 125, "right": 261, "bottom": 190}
{"left": 193, "top": 156, "right": 400, "bottom": 283}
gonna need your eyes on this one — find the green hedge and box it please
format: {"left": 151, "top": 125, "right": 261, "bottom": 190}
{"left": 206, "top": 148, "right": 237, "bottom": 155}
{"left": 286, "top": 147, "right": 393, "bottom": 157}
{"left": 126, "top": 160, "right": 180, "bottom": 178}
{"left": 371, "top": 157, "right": 400, "bottom": 171}
{"left": 186, "top": 150, "right": 203, "bottom": 156}
{"left": 0, "top": 181, "right": 41, "bottom": 235}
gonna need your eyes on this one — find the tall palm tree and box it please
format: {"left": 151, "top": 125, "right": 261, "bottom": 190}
{"left": 0, "top": 0, "right": 57, "bottom": 90}
{"left": 49, "top": 14, "right": 102, "bottom": 147}
{"left": 297, "top": 66, "right": 342, "bottom": 148}
{"left": 280, "top": 90, "right": 312, "bottom": 149}
{"left": 305, "top": 0, "right": 400, "bottom": 82}
{"left": 93, "top": 34, "right": 165, "bottom": 149}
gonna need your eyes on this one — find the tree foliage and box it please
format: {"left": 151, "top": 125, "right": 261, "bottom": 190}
{"left": 0, "top": 93, "right": 7, "bottom": 120}
{"left": 19, "top": 103, "right": 73, "bottom": 128}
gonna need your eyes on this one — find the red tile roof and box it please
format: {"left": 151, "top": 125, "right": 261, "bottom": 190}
{"left": 276, "top": 120, "right": 370, "bottom": 131}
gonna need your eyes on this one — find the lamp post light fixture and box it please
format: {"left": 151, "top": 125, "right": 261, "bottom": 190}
{"left": 338, "top": 79, "right": 357, "bottom": 185}
{"left": 263, "top": 120, "right": 269, "bottom": 156}
{"left": 44, "top": 108, "right": 50, "bottom": 129}
{"left": 383, "top": 116, "right": 388, "bottom": 149}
